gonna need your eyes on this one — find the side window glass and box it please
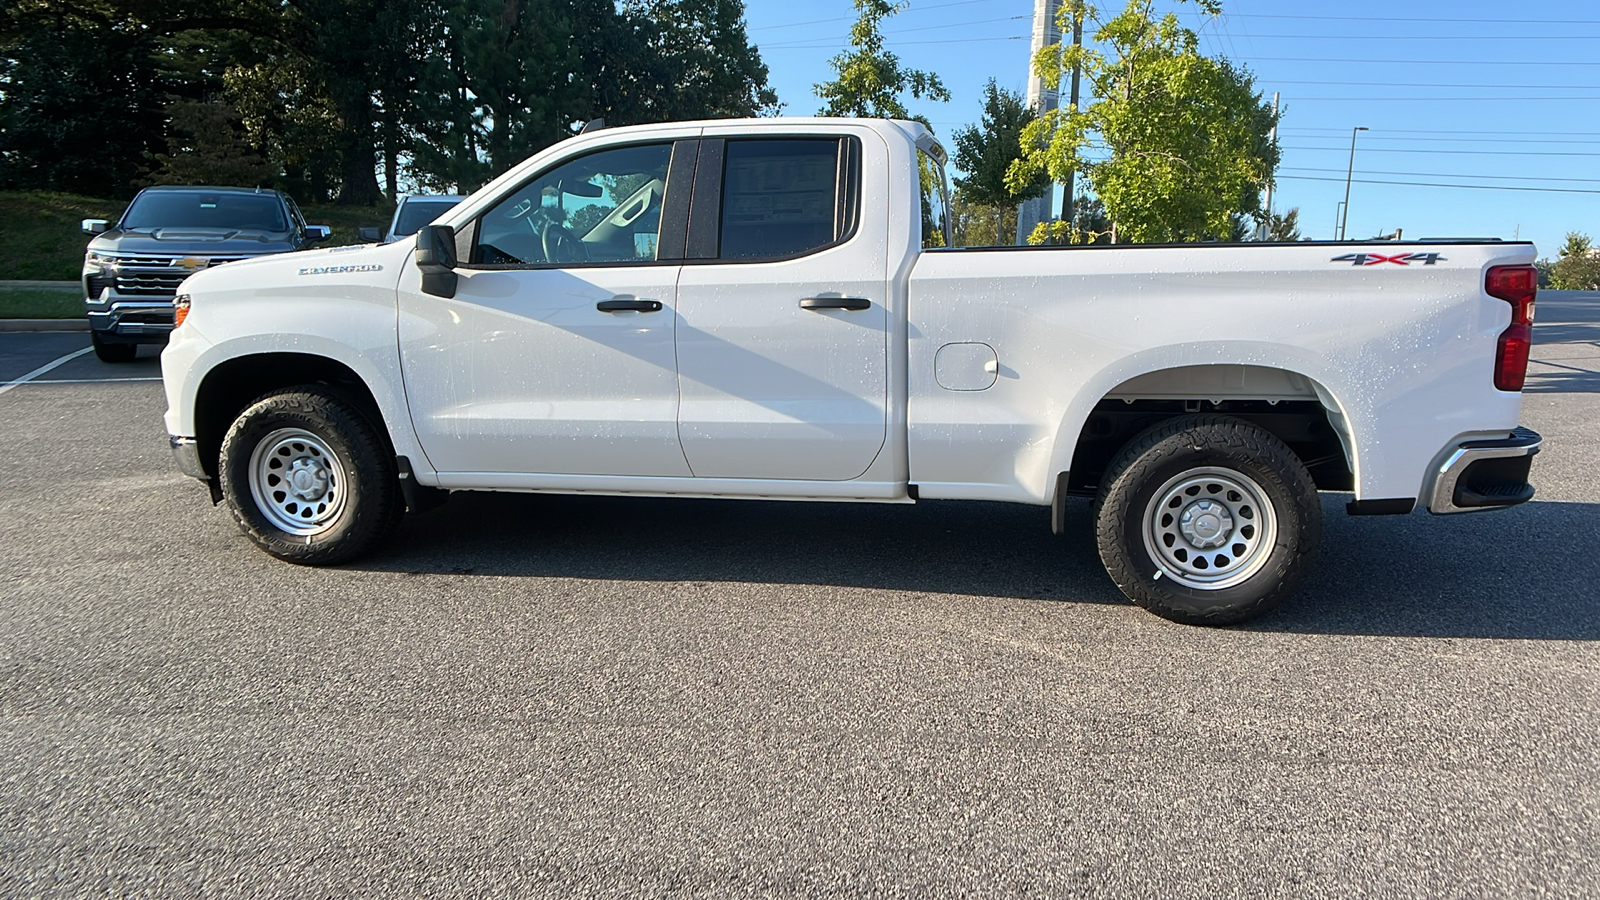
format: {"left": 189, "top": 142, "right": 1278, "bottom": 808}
{"left": 474, "top": 142, "right": 672, "bottom": 266}
{"left": 719, "top": 139, "right": 845, "bottom": 260}
{"left": 918, "top": 150, "right": 950, "bottom": 249}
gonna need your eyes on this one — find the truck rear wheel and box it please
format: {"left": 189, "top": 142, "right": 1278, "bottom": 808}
{"left": 1093, "top": 415, "right": 1321, "bottom": 625}
{"left": 218, "top": 387, "right": 402, "bottom": 565}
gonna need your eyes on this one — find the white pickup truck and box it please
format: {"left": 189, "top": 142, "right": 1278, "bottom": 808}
{"left": 161, "top": 117, "right": 1542, "bottom": 625}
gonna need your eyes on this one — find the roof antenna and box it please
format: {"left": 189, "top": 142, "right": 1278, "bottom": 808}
{"left": 579, "top": 118, "right": 606, "bottom": 134}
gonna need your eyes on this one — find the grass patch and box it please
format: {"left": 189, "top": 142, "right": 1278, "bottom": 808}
{"left": 0, "top": 191, "right": 395, "bottom": 281}
{"left": 0, "top": 191, "right": 121, "bottom": 280}
{"left": 0, "top": 288, "right": 84, "bottom": 319}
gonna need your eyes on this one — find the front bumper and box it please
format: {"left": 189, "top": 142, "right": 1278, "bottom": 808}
{"left": 170, "top": 436, "right": 207, "bottom": 481}
{"left": 1426, "top": 427, "right": 1542, "bottom": 514}
{"left": 86, "top": 296, "right": 176, "bottom": 342}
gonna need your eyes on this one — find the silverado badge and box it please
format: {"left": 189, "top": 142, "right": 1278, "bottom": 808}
{"left": 173, "top": 256, "right": 210, "bottom": 270}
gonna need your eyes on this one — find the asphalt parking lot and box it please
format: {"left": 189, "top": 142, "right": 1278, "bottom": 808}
{"left": 1, "top": 295, "right": 1597, "bottom": 897}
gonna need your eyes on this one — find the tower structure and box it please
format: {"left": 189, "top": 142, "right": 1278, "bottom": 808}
{"left": 1015, "top": 0, "right": 1061, "bottom": 244}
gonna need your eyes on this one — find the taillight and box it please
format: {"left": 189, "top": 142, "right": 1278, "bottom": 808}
{"left": 173, "top": 293, "right": 191, "bottom": 329}
{"left": 1486, "top": 265, "right": 1536, "bottom": 392}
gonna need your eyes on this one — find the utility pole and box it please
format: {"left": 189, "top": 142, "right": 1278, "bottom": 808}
{"left": 1058, "top": 10, "right": 1083, "bottom": 230}
{"left": 1256, "top": 92, "right": 1279, "bottom": 240}
{"left": 1016, "top": 0, "right": 1061, "bottom": 245}
{"left": 1338, "top": 126, "right": 1368, "bottom": 241}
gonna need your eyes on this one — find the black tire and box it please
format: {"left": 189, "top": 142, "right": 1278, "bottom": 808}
{"left": 90, "top": 331, "right": 137, "bottom": 363}
{"left": 218, "top": 387, "right": 402, "bottom": 565}
{"left": 1092, "top": 415, "right": 1321, "bottom": 626}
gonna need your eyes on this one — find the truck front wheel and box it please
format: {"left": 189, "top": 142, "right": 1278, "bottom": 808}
{"left": 1093, "top": 416, "right": 1321, "bottom": 625}
{"left": 218, "top": 388, "right": 402, "bottom": 565}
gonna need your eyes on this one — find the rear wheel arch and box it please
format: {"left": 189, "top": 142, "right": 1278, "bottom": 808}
{"left": 1058, "top": 364, "right": 1358, "bottom": 500}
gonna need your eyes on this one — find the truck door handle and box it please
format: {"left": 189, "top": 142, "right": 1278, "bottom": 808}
{"left": 800, "top": 296, "right": 871, "bottom": 311}
{"left": 596, "top": 298, "right": 663, "bottom": 313}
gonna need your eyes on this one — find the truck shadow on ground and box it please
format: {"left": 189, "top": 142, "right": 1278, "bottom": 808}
{"left": 363, "top": 491, "right": 1599, "bottom": 641}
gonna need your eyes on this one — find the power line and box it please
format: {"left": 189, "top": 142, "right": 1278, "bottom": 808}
{"left": 1283, "top": 96, "right": 1600, "bottom": 102}
{"left": 1275, "top": 175, "right": 1600, "bottom": 195}
{"left": 1214, "top": 12, "right": 1600, "bottom": 26}
{"left": 1281, "top": 134, "right": 1600, "bottom": 146}
{"left": 1284, "top": 145, "right": 1600, "bottom": 157}
{"left": 1280, "top": 166, "right": 1600, "bottom": 185}
{"left": 1234, "top": 57, "right": 1600, "bottom": 67}
{"left": 1282, "top": 127, "right": 1600, "bottom": 136}
{"left": 1199, "top": 32, "right": 1600, "bottom": 41}
{"left": 1267, "top": 79, "right": 1600, "bottom": 90}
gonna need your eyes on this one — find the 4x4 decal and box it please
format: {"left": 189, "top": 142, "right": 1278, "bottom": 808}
{"left": 1331, "top": 252, "right": 1446, "bottom": 266}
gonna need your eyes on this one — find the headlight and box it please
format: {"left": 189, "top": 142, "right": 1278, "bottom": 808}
{"left": 173, "top": 294, "right": 191, "bottom": 329}
{"left": 84, "top": 251, "right": 118, "bottom": 270}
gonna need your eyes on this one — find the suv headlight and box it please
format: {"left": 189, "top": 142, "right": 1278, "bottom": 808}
{"left": 84, "top": 251, "right": 118, "bottom": 271}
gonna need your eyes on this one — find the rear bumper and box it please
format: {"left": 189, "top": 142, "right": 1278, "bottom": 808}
{"left": 1426, "top": 427, "right": 1541, "bottom": 514}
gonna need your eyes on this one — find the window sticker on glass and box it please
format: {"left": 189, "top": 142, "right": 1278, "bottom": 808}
{"left": 719, "top": 140, "right": 842, "bottom": 260}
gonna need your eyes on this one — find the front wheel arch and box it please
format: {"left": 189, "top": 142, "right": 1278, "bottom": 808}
{"left": 193, "top": 353, "right": 391, "bottom": 481}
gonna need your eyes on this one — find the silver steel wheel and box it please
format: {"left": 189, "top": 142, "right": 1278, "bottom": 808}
{"left": 1142, "top": 466, "right": 1279, "bottom": 590}
{"left": 247, "top": 427, "right": 349, "bottom": 536}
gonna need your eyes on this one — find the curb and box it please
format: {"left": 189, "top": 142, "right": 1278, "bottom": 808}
{"left": 0, "top": 281, "right": 80, "bottom": 292}
{"left": 0, "top": 319, "right": 89, "bottom": 333}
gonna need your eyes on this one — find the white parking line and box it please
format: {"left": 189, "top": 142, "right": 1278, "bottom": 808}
{"left": 0, "top": 347, "right": 94, "bottom": 398}
{"left": 28, "top": 377, "right": 164, "bottom": 385}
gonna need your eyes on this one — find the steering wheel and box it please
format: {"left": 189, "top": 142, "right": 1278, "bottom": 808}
{"left": 541, "top": 222, "right": 588, "bottom": 264}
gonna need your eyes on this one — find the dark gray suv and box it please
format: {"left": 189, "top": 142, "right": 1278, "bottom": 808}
{"left": 80, "top": 186, "right": 330, "bottom": 362}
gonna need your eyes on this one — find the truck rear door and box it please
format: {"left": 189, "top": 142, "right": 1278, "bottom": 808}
{"left": 673, "top": 129, "right": 891, "bottom": 481}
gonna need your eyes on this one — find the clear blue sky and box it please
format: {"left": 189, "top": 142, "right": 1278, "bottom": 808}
{"left": 743, "top": 0, "right": 1600, "bottom": 256}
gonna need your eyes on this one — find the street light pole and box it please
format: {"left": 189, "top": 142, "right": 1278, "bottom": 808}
{"left": 1339, "top": 126, "right": 1368, "bottom": 241}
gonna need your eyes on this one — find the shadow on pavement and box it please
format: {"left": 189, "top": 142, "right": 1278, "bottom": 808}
{"left": 361, "top": 491, "right": 1599, "bottom": 642}
{"left": 1527, "top": 290, "right": 1599, "bottom": 393}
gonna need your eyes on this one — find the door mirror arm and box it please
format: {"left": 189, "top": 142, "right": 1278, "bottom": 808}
{"left": 415, "top": 224, "right": 458, "bottom": 298}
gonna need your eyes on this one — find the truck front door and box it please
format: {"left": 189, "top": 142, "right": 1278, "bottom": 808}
{"left": 398, "top": 141, "right": 692, "bottom": 478}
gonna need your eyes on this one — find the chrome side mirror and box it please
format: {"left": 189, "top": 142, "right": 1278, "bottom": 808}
{"left": 305, "top": 225, "right": 332, "bottom": 241}
{"left": 82, "top": 219, "right": 109, "bottom": 235}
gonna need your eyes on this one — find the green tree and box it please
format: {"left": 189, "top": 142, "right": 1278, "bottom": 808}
{"left": 0, "top": 12, "right": 167, "bottom": 197}
{"left": 147, "top": 98, "right": 277, "bottom": 187}
{"left": 951, "top": 80, "right": 1047, "bottom": 245}
{"left": 1257, "top": 206, "right": 1302, "bottom": 241}
{"left": 815, "top": 0, "right": 950, "bottom": 122}
{"left": 1551, "top": 231, "right": 1600, "bottom": 290}
{"left": 618, "top": 0, "right": 778, "bottom": 122}
{"left": 950, "top": 187, "right": 1017, "bottom": 248}
{"left": 1009, "top": 0, "right": 1278, "bottom": 244}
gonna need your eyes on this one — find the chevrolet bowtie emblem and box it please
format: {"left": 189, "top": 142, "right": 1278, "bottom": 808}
{"left": 173, "top": 256, "right": 210, "bottom": 270}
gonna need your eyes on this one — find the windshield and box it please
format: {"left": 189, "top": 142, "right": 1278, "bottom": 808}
{"left": 121, "top": 191, "right": 289, "bottom": 232}
{"left": 392, "top": 199, "right": 461, "bottom": 238}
